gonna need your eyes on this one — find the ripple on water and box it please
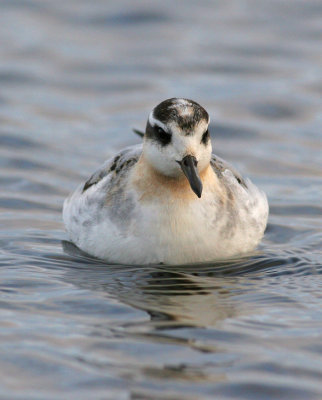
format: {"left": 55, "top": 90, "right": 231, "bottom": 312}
{"left": 250, "top": 101, "right": 302, "bottom": 120}
{"left": 210, "top": 123, "right": 258, "bottom": 139}
{"left": 0, "top": 133, "right": 45, "bottom": 149}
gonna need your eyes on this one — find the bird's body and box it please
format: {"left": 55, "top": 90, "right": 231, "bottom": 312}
{"left": 63, "top": 98, "right": 268, "bottom": 265}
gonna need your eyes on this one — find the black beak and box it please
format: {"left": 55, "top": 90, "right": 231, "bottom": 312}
{"left": 177, "top": 155, "right": 203, "bottom": 198}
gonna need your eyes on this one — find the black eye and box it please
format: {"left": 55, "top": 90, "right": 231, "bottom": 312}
{"left": 201, "top": 129, "right": 210, "bottom": 145}
{"left": 155, "top": 126, "right": 172, "bottom": 146}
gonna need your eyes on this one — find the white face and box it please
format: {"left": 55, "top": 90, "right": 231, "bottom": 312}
{"left": 143, "top": 111, "right": 212, "bottom": 178}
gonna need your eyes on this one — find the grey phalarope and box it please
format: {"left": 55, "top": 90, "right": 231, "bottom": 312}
{"left": 63, "top": 98, "right": 268, "bottom": 265}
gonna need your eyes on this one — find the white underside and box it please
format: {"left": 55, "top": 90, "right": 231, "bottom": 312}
{"left": 63, "top": 153, "right": 268, "bottom": 265}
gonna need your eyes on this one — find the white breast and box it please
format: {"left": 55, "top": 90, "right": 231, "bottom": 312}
{"left": 63, "top": 164, "right": 268, "bottom": 265}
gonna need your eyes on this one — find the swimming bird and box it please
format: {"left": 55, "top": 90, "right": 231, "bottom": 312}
{"left": 63, "top": 98, "right": 268, "bottom": 265}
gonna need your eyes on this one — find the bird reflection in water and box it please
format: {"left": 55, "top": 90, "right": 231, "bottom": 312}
{"left": 62, "top": 240, "right": 246, "bottom": 329}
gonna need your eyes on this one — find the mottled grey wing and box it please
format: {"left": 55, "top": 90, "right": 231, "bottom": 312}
{"left": 210, "top": 154, "right": 247, "bottom": 188}
{"left": 82, "top": 145, "right": 142, "bottom": 193}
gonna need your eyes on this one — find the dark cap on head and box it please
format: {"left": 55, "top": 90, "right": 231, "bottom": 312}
{"left": 152, "top": 98, "right": 209, "bottom": 132}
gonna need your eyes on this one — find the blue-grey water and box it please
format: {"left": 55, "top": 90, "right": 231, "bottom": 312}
{"left": 0, "top": 0, "right": 322, "bottom": 399}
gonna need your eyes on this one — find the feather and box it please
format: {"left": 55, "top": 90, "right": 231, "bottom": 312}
{"left": 133, "top": 128, "right": 144, "bottom": 138}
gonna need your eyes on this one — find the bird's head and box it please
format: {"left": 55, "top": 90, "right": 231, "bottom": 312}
{"left": 143, "top": 98, "right": 212, "bottom": 198}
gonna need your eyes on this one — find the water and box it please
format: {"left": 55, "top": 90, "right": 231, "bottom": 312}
{"left": 0, "top": 0, "right": 321, "bottom": 398}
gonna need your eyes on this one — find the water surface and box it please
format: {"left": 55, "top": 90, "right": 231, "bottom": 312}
{"left": 0, "top": 0, "right": 321, "bottom": 399}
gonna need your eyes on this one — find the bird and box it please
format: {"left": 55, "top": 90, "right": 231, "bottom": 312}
{"left": 63, "top": 98, "right": 268, "bottom": 265}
